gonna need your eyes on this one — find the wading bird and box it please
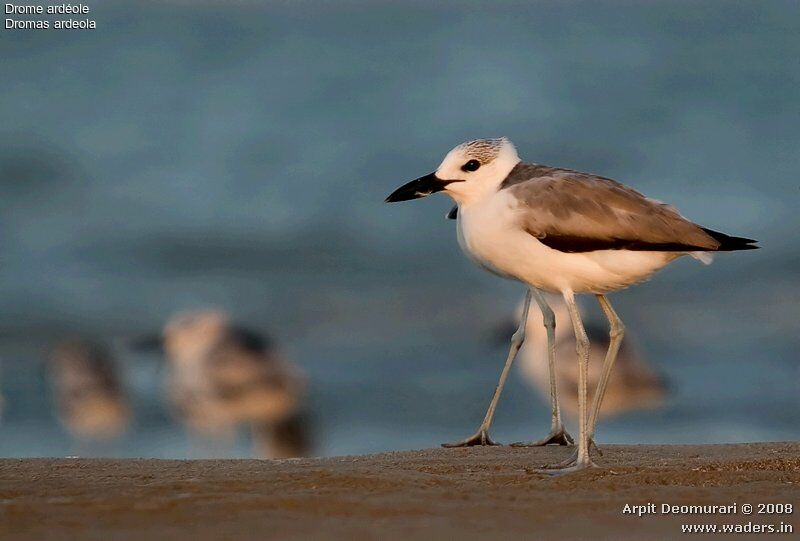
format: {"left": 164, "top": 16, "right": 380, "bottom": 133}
{"left": 386, "top": 138, "right": 756, "bottom": 472}
{"left": 49, "top": 340, "right": 130, "bottom": 445}
{"left": 138, "top": 310, "right": 310, "bottom": 458}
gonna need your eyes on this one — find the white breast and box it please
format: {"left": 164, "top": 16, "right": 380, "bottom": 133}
{"left": 457, "top": 191, "right": 544, "bottom": 281}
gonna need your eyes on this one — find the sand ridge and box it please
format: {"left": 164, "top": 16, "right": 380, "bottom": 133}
{"left": 1, "top": 443, "right": 798, "bottom": 540}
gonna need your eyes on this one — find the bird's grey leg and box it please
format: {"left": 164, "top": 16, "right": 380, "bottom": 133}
{"left": 511, "top": 289, "right": 573, "bottom": 447}
{"left": 588, "top": 294, "right": 625, "bottom": 440}
{"left": 548, "top": 294, "right": 623, "bottom": 467}
{"left": 538, "top": 291, "right": 595, "bottom": 472}
{"left": 442, "top": 288, "right": 533, "bottom": 447}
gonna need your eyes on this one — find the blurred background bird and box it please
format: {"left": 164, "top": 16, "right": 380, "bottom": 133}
{"left": 48, "top": 340, "right": 131, "bottom": 449}
{"left": 500, "top": 296, "right": 667, "bottom": 421}
{"left": 138, "top": 309, "right": 311, "bottom": 459}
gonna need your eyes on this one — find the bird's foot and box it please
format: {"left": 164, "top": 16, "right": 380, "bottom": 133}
{"left": 542, "top": 438, "right": 601, "bottom": 469}
{"left": 510, "top": 427, "right": 574, "bottom": 447}
{"left": 441, "top": 428, "right": 499, "bottom": 448}
{"left": 534, "top": 458, "right": 598, "bottom": 476}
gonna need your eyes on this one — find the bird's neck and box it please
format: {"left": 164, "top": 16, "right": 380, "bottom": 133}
{"left": 445, "top": 158, "right": 521, "bottom": 206}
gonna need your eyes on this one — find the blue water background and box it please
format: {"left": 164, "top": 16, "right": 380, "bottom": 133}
{"left": 0, "top": 1, "right": 798, "bottom": 457}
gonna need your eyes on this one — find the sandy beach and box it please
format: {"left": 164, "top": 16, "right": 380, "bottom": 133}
{"left": 1, "top": 442, "right": 798, "bottom": 540}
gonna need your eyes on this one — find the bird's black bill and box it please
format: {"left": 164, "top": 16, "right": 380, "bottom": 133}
{"left": 385, "top": 173, "right": 448, "bottom": 203}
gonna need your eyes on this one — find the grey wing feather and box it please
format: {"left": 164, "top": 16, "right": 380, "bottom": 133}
{"left": 505, "top": 163, "right": 721, "bottom": 252}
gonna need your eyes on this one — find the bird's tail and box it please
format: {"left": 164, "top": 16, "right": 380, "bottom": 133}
{"left": 701, "top": 228, "right": 759, "bottom": 251}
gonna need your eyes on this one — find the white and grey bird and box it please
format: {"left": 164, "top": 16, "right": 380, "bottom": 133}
{"left": 139, "top": 310, "right": 311, "bottom": 459}
{"left": 49, "top": 340, "right": 131, "bottom": 443}
{"left": 181, "top": 313, "right": 310, "bottom": 460}
{"left": 386, "top": 137, "right": 757, "bottom": 472}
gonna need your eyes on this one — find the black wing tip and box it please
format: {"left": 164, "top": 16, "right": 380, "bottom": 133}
{"left": 701, "top": 227, "right": 760, "bottom": 251}
{"left": 446, "top": 205, "right": 458, "bottom": 220}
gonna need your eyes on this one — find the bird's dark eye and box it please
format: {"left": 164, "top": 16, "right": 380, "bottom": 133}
{"left": 461, "top": 159, "right": 481, "bottom": 172}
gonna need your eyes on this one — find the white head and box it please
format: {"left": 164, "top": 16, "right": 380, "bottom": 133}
{"left": 163, "top": 309, "right": 230, "bottom": 365}
{"left": 386, "top": 138, "right": 520, "bottom": 205}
